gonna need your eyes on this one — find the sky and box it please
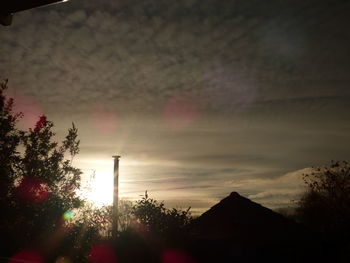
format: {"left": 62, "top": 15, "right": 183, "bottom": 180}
{"left": 1, "top": 0, "right": 350, "bottom": 214}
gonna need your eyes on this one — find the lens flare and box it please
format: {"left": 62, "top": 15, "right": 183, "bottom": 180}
{"left": 90, "top": 104, "right": 117, "bottom": 135}
{"left": 162, "top": 249, "right": 195, "bottom": 263}
{"left": 8, "top": 92, "right": 43, "bottom": 129}
{"left": 88, "top": 244, "right": 117, "bottom": 263}
{"left": 63, "top": 211, "right": 73, "bottom": 220}
{"left": 163, "top": 95, "right": 199, "bottom": 130}
{"left": 9, "top": 249, "right": 43, "bottom": 263}
{"left": 15, "top": 176, "right": 48, "bottom": 204}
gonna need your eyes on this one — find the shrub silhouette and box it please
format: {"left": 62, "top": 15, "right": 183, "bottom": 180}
{"left": 297, "top": 161, "right": 350, "bottom": 236}
{"left": 296, "top": 161, "right": 350, "bottom": 261}
{"left": 131, "top": 191, "right": 192, "bottom": 242}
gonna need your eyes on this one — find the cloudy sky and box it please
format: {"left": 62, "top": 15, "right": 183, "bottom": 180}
{"left": 1, "top": 0, "right": 350, "bottom": 214}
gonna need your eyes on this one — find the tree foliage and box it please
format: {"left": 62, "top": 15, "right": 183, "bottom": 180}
{"left": 132, "top": 191, "right": 192, "bottom": 240}
{"left": 297, "top": 161, "right": 350, "bottom": 240}
{"left": 0, "top": 80, "right": 85, "bottom": 256}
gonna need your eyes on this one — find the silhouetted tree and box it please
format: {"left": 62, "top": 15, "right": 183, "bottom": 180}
{"left": 297, "top": 160, "right": 350, "bottom": 259}
{"left": 0, "top": 80, "right": 89, "bottom": 259}
{"left": 132, "top": 191, "right": 192, "bottom": 241}
{"left": 0, "top": 80, "right": 22, "bottom": 210}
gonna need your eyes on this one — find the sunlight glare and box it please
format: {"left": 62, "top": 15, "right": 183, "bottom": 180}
{"left": 79, "top": 157, "right": 158, "bottom": 206}
{"left": 85, "top": 170, "right": 114, "bottom": 206}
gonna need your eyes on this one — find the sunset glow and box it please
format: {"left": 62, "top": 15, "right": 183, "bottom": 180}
{"left": 79, "top": 158, "right": 144, "bottom": 206}
{"left": 82, "top": 170, "right": 113, "bottom": 207}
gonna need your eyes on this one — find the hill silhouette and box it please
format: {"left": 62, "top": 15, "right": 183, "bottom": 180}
{"left": 187, "top": 192, "right": 322, "bottom": 263}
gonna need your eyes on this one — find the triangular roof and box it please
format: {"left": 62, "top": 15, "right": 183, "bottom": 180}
{"left": 190, "top": 192, "right": 305, "bottom": 243}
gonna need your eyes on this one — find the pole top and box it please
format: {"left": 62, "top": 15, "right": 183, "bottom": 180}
{"left": 112, "top": 155, "right": 121, "bottom": 160}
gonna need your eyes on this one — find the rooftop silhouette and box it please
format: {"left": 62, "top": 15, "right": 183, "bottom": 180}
{"left": 188, "top": 192, "right": 317, "bottom": 263}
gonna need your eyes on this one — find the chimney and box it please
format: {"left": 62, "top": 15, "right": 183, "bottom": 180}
{"left": 112, "top": 155, "right": 120, "bottom": 240}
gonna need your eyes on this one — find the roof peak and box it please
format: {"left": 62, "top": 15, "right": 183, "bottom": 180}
{"left": 229, "top": 191, "right": 241, "bottom": 197}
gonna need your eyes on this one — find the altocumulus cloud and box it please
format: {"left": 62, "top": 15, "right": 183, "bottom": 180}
{"left": 2, "top": 0, "right": 350, "bottom": 113}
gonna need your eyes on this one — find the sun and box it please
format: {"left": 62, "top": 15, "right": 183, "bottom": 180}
{"left": 78, "top": 157, "right": 136, "bottom": 206}
{"left": 84, "top": 170, "right": 113, "bottom": 207}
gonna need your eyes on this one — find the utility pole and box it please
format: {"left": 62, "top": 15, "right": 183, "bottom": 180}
{"left": 112, "top": 155, "right": 120, "bottom": 240}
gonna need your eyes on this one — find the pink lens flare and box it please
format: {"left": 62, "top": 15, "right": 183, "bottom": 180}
{"left": 162, "top": 249, "right": 196, "bottom": 263}
{"left": 8, "top": 249, "right": 43, "bottom": 263}
{"left": 88, "top": 244, "right": 117, "bottom": 263}
{"left": 7, "top": 92, "right": 43, "bottom": 129}
{"left": 163, "top": 95, "right": 199, "bottom": 130}
{"left": 90, "top": 104, "right": 118, "bottom": 135}
{"left": 15, "top": 176, "right": 49, "bottom": 204}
